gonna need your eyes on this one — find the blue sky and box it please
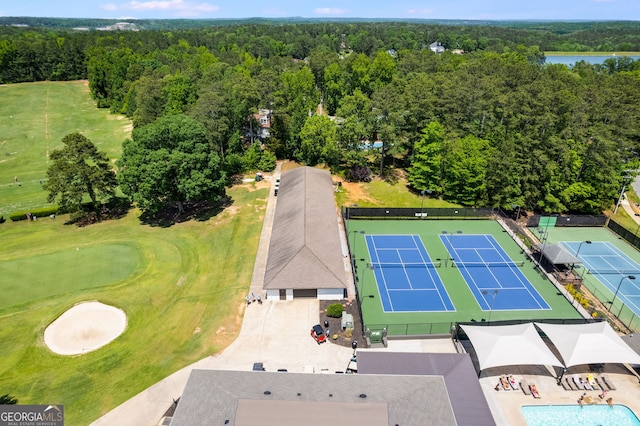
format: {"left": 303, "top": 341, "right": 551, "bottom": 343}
{"left": 1, "top": 0, "right": 639, "bottom": 20}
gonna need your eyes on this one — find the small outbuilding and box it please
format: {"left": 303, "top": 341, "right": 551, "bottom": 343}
{"left": 263, "top": 166, "right": 347, "bottom": 300}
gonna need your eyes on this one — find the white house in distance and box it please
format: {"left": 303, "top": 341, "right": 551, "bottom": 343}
{"left": 429, "top": 41, "right": 445, "bottom": 53}
{"left": 263, "top": 166, "right": 347, "bottom": 301}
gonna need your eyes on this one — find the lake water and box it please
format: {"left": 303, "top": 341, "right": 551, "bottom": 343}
{"left": 545, "top": 55, "right": 640, "bottom": 66}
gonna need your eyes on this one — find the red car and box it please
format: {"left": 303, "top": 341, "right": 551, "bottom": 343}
{"left": 311, "top": 324, "right": 326, "bottom": 344}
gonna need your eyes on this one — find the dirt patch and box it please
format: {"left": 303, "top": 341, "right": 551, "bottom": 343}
{"left": 279, "top": 160, "right": 303, "bottom": 172}
{"left": 44, "top": 301, "right": 127, "bottom": 355}
{"left": 319, "top": 299, "right": 365, "bottom": 348}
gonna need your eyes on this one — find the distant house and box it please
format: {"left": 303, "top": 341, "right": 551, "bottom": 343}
{"left": 246, "top": 108, "right": 272, "bottom": 142}
{"left": 429, "top": 41, "right": 445, "bottom": 54}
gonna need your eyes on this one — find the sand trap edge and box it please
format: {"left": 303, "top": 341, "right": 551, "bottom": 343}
{"left": 44, "top": 301, "right": 127, "bottom": 356}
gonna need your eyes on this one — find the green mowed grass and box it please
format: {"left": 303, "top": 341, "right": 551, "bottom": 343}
{"left": 0, "top": 81, "right": 131, "bottom": 216}
{"left": 0, "top": 242, "right": 142, "bottom": 309}
{"left": 0, "top": 184, "right": 267, "bottom": 425}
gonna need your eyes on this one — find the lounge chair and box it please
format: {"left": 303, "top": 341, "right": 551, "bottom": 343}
{"left": 587, "top": 373, "right": 597, "bottom": 388}
{"left": 500, "top": 375, "right": 511, "bottom": 390}
{"left": 561, "top": 378, "right": 572, "bottom": 390}
{"left": 594, "top": 377, "right": 607, "bottom": 391}
{"left": 573, "top": 375, "right": 592, "bottom": 390}
{"left": 572, "top": 374, "right": 583, "bottom": 390}
{"left": 566, "top": 377, "right": 579, "bottom": 391}
{"left": 530, "top": 383, "right": 541, "bottom": 398}
{"left": 520, "top": 378, "right": 532, "bottom": 395}
{"left": 601, "top": 375, "right": 617, "bottom": 391}
{"left": 508, "top": 375, "right": 519, "bottom": 390}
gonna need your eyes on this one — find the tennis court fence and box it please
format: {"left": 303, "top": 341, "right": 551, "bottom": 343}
{"left": 577, "top": 277, "right": 640, "bottom": 333}
{"left": 365, "top": 318, "right": 604, "bottom": 338}
{"left": 343, "top": 206, "right": 496, "bottom": 220}
{"left": 527, "top": 214, "right": 607, "bottom": 228}
{"left": 607, "top": 219, "right": 640, "bottom": 252}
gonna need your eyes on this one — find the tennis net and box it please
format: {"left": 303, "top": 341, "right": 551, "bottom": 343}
{"left": 587, "top": 269, "right": 640, "bottom": 275}
{"left": 370, "top": 261, "right": 442, "bottom": 269}
{"left": 453, "top": 261, "right": 525, "bottom": 268}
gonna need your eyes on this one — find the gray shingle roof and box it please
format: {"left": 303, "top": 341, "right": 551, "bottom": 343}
{"left": 170, "top": 369, "right": 457, "bottom": 426}
{"left": 357, "top": 351, "right": 496, "bottom": 426}
{"left": 263, "top": 167, "right": 346, "bottom": 290}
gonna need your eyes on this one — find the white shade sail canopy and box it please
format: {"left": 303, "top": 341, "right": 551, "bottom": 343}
{"left": 461, "top": 323, "right": 564, "bottom": 371}
{"left": 535, "top": 321, "right": 640, "bottom": 367}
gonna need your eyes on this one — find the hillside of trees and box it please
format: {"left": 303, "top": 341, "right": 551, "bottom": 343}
{"left": 2, "top": 20, "right": 640, "bottom": 214}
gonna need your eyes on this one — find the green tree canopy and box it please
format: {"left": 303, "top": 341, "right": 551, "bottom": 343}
{"left": 117, "top": 114, "right": 226, "bottom": 215}
{"left": 299, "top": 114, "right": 339, "bottom": 166}
{"left": 43, "top": 132, "right": 117, "bottom": 212}
{"left": 408, "top": 122, "right": 445, "bottom": 193}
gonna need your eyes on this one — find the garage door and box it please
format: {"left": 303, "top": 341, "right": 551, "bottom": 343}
{"left": 292, "top": 289, "right": 317, "bottom": 298}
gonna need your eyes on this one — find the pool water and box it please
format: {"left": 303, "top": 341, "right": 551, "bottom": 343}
{"left": 522, "top": 404, "right": 640, "bottom": 426}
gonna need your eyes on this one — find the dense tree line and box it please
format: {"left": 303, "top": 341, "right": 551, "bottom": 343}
{"left": 4, "top": 22, "right": 640, "bottom": 214}
{"left": 3, "top": 21, "right": 640, "bottom": 84}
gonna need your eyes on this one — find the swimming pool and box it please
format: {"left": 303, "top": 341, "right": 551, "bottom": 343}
{"left": 522, "top": 404, "right": 640, "bottom": 426}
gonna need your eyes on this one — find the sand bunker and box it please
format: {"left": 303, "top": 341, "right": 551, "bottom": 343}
{"left": 44, "top": 301, "right": 127, "bottom": 355}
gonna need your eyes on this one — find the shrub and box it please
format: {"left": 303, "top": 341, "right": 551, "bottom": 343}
{"left": 326, "top": 303, "right": 344, "bottom": 318}
{"left": 10, "top": 206, "right": 59, "bottom": 221}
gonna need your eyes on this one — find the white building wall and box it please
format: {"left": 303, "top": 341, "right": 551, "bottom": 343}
{"left": 265, "top": 289, "right": 280, "bottom": 301}
{"left": 317, "top": 288, "right": 344, "bottom": 300}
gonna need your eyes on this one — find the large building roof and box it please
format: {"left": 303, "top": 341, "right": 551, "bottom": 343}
{"left": 170, "top": 369, "right": 457, "bottom": 426}
{"left": 263, "top": 166, "right": 346, "bottom": 290}
{"left": 357, "top": 351, "right": 496, "bottom": 426}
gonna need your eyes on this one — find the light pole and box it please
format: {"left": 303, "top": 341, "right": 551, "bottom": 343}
{"left": 481, "top": 289, "right": 499, "bottom": 323}
{"left": 538, "top": 222, "right": 550, "bottom": 271}
{"left": 613, "top": 174, "right": 633, "bottom": 214}
{"left": 571, "top": 240, "right": 591, "bottom": 273}
{"left": 350, "top": 230, "right": 365, "bottom": 268}
{"left": 420, "top": 189, "right": 432, "bottom": 219}
{"left": 359, "top": 263, "right": 374, "bottom": 309}
{"left": 609, "top": 275, "right": 635, "bottom": 313}
{"left": 511, "top": 204, "right": 521, "bottom": 222}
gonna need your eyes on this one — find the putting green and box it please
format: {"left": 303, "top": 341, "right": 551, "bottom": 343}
{"left": 0, "top": 242, "right": 143, "bottom": 309}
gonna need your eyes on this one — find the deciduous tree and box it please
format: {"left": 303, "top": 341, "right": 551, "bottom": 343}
{"left": 117, "top": 114, "right": 226, "bottom": 215}
{"left": 43, "top": 133, "right": 117, "bottom": 212}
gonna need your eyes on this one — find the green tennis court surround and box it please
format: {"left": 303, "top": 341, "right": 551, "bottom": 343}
{"left": 348, "top": 219, "right": 582, "bottom": 336}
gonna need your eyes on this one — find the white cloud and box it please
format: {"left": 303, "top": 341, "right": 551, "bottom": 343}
{"left": 313, "top": 7, "right": 348, "bottom": 15}
{"left": 407, "top": 8, "right": 435, "bottom": 15}
{"left": 101, "top": 0, "right": 219, "bottom": 15}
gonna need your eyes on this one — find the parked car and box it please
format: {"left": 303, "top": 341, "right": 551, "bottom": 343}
{"left": 311, "top": 324, "right": 326, "bottom": 344}
{"left": 252, "top": 362, "right": 265, "bottom": 371}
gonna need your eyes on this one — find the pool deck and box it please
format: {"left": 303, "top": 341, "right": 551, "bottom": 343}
{"left": 479, "top": 363, "right": 640, "bottom": 425}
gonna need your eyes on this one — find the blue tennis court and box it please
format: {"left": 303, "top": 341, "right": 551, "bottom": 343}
{"left": 561, "top": 241, "right": 640, "bottom": 317}
{"left": 365, "top": 234, "right": 455, "bottom": 312}
{"left": 440, "top": 234, "right": 550, "bottom": 311}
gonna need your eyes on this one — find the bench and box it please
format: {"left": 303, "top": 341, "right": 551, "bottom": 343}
{"left": 601, "top": 375, "right": 617, "bottom": 391}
